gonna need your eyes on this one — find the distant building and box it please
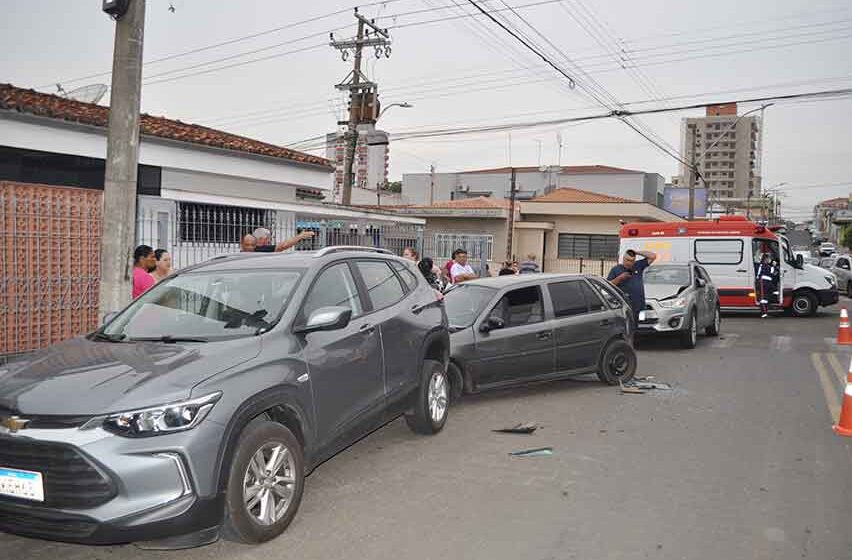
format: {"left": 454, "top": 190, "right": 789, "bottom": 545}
{"left": 673, "top": 103, "right": 762, "bottom": 204}
{"left": 402, "top": 165, "right": 665, "bottom": 206}
{"left": 813, "top": 196, "right": 851, "bottom": 242}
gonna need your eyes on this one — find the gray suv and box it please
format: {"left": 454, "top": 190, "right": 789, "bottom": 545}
{"left": 0, "top": 247, "right": 450, "bottom": 547}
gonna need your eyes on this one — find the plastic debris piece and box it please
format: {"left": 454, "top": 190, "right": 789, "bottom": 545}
{"left": 509, "top": 447, "right": 553, "bottom": 457}
{"left": 620, "top": 382, "right": 646, "bottom": 394}
{"left": 493, "top": 422, "right": 538, "bottom": 434}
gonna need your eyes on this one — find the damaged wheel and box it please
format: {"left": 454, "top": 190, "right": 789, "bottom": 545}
{"left": 597, "top": 339, "right": 637, "bottom": 385}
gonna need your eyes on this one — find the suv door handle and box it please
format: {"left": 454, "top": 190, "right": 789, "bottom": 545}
{"left": 536, "top": 331, "right": 552, "bottom": 341}
{"left": 736, "top": 269, "right": 747, "bottom": 273}
{"left": 359, "top": 323, "right": 375, "bottom": 335}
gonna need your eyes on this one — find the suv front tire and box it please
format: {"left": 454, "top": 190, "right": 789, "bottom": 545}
{"left": 223, "top": 420, "right": 305, "bottom": 543}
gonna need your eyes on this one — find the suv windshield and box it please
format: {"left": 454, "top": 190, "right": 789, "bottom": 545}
{"left": 643, "top": 266, "right": 690, "bottom": 286}
{"left": 444, "top": 284, "right": 497, "bottom": 329}
{"left": 103, "top": 269, "right": 302, "bottom": 341}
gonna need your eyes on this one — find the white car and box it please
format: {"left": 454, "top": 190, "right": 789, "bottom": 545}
{"left": 820, "top": 242, "right": 837, "bottom": 257}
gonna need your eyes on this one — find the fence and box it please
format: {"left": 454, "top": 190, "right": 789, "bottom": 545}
{"left": 543, "top": 258, "right": 618, "bottom": 277}
{"left": 0, "top": 182, "right": 102, "bottom": 357}
{"left": 421, "top": 233, "right": 493, "bottom": 276}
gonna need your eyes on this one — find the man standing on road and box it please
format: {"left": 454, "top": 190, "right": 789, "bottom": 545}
{"left": 607, "top": 249, "right": 657, "bottom": 322}
{"left": 251, "top": 228, "right": 316, "bottom": 252}
{"left": 450, "top": 250, "right": 479, "bottom": 284}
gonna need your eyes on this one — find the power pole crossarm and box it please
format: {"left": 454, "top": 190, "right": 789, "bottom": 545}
{"left": 100, "top": 0, "right": 145, "bottom": 317}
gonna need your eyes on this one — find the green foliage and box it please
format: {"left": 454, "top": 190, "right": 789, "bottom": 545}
{"left": 384, "top": 181, "right": 402, "bottom": 193}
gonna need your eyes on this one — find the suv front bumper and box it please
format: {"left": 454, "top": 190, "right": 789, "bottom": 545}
{"left": 0, "top": 421, "right": 226, "bottom": 545}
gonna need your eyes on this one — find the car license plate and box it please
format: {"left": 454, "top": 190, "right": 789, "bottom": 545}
{"left": 0, "top": 467, "right": 44, "bottom": 502}
{"left": 639, "top": 310, "right": 656, "bottom": 322}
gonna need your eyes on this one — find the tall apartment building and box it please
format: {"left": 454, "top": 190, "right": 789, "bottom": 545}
{"left": 674, "top": 103, "right": 762, "bottom": 202}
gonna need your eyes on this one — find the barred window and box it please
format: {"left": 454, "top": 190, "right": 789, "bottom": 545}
{"left": 178, "top": 202, "right": 272, "bottom": 243}
{"left": 557, "top": 234, "right": 619, "bottom": 259}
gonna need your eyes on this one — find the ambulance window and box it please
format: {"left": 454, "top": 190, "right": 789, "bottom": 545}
{"left": 752, "top": 239, "right": 779, "bottom": 266}
{"left": 694, "top": 239, "right": 744, "bottom": 265}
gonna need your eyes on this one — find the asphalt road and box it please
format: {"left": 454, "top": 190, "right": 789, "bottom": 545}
{"left": 3, "top": 305, "right": 852, "bottom": 560}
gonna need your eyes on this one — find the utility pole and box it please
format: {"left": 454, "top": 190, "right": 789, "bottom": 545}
{"left": 429, "top": 163, "right": 435, "bottom": 205}
{"left": 100, "top": 0, "right": 145, "bottom": 317}
{"left": 330, "top": 9, "right": 391, "bottom": 206}
{"left": 505, "top": 168, "right": 517, "bottom": 260}
{"left": 688, "top": 123, "right": 698, "bottom": 221}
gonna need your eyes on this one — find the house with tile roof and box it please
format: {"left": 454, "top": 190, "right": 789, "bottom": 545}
{"left": 0, "top": 83, "right": 423, "bottom": 268}
{"left": 401, "top": 164, "right": 666, "bottom": 206}
{"left": 365, "top": 188, "right": 680, "bottom": 273}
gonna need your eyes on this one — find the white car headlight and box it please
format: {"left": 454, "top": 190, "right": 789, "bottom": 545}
{"left": 826, "top": 275, "right": 837, "bottom": 287}
{"left": 100, "top": 392, "right": 221, "bottom": 437}
{"left": 658, "top": 297, "right": 688, "bottom": 309}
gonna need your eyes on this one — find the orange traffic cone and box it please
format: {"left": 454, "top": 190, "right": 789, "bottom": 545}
{"left": 837, "top": 308, "right": 852, "bottom": 345}
{"left": 834, "top": 358, "right": 852, "bottom": 436}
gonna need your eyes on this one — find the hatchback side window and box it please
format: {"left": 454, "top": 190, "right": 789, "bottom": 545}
{"left": 588, "top": 278, "right": 624, "bottom": 310}
{"left": 840, "top": 259, "right": 851, "bottom": 271}
{"left": 301, "top": 263, "right": 363, "bottom": 322}
{"left": 579, "top": 281, "right": 605, "bottom": 312}
{"left": 356, "top": 261, "right": 406, "bottom": 310}
{"left": 488, "top": 286, "right": 544, "bottom": 328}
{"left": 548, "top": 281, "right": 589, "bottom": 317}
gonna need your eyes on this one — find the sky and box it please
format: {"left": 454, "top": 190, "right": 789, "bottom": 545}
{"left": 2, "top": 0, "right": 852, "bottom": 219}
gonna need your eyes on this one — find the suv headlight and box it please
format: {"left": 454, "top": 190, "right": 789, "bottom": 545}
{"left": 658, "top": 297, "right": 687, "bottom": 309}
{"left": 826, "top": 275, "right": 837, "bottom": 287}
{"left": 100, "top": 392, "right": 221, "bottom": 437}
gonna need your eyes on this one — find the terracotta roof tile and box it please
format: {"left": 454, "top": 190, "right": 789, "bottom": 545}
{"left": 417, "top": 196, "right": 511, "bottom": 209}
{"left": 531, "top": 187, "right": 632, "bottom": 203}
{"left": 0, "top": 83, "right": 333, "bottom": 169}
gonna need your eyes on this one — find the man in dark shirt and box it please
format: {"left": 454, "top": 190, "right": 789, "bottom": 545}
{"left": 607, "top": 249, "right": 657, "bottom": 321}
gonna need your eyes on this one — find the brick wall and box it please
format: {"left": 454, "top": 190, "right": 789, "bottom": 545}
{"left": 0, "top": 181, "right": 103, "bottom": 356}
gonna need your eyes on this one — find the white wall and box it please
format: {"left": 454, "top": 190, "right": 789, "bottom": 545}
{"left": 161, "top": 168, "right": 298, "bottom": 204}
{"left": 0, "top": 116, "right": 332, "bottom": 191}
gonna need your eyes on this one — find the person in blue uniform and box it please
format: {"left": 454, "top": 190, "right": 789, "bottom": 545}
{"left": 755, "top": 253, "right": 779, "bottom": 318}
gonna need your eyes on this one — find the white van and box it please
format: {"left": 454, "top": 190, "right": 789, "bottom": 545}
{"left": 619, "top": 216, "right": 838, "bottom": 316}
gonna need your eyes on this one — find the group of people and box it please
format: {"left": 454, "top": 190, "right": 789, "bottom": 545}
{"left": 498, "top": 254, "right": 540, "bottom": 276}
{"left": 131, "top": 245, "right": 172, "bottom": 299}
{"left": 401, "top": 247, "right": 481, "bottom": 291}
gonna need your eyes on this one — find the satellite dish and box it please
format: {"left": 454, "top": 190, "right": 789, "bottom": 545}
{"left": 64, "top": 84, "right": 108, "bottom": 104}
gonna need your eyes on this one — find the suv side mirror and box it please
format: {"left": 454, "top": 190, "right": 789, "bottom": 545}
{"left": 296, "top": 306, "right": 352, "bottom": 334}
{"left": 796, "top": 254, "right": 804, "bottom": 268}
{"left": 479, "top": 316, "right": 505, "bottom": 333}
{"left": 102, "top": 311, "right": 120, "bottom": 326}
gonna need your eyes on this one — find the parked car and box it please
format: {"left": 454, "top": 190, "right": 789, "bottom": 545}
{"left": 443, "top": 274, "right": 636, "bottom": 392}
{"left": 0, "top": 247, "right": 450, "bottom": 547}
{"left": 637, "top": 263, "right": 721, "bottom": 349}
{"left": 829, "top": 255, "right": 852, "bottom": 294}
{"left": 819, "top": 242, "right": 837, "bottom": 257}
{"left": 819, "top": 256, "right": 838, "bottom": 270}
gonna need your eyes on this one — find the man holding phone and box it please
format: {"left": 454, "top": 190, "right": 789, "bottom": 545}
{"left": 607, "top": 249, "right": 658, "bottom": 322}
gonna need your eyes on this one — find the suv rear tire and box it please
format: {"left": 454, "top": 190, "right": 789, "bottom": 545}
{"left": 223, "top": 421, "right": 305, "bottom": 544}
{"left": 597, "top": 339, "right": 637, "bottom": 385}
{"left": 405, "top": 360, "right": 449, "bottom": 434}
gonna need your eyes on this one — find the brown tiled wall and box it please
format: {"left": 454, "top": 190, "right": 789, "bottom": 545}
{"left": 0, "top": 181, "right": 103, "bottom": 355}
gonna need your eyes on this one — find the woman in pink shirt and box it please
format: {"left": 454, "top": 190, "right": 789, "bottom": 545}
{"left": 132, "top": 245, "right": 157, "bottom": 299}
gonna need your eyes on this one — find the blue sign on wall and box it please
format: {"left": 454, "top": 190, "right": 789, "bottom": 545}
{"left": 664, "top": 187, "right": 707, "bottom": 218}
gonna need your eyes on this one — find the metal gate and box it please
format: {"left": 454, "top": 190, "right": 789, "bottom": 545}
{"left": 0, "top": 181, "right": 102, "bottom": 357}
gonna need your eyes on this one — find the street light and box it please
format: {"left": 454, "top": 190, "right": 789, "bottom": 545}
{"left": 378, "top": 102, "right": 413, "bottom": 120}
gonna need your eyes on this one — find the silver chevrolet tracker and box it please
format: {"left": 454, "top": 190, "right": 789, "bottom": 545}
{"left": 0, "top": 247, "right": 450, "bottom": 548}
{"left": 636, "top": 262, "right": 721, "bottom": 349}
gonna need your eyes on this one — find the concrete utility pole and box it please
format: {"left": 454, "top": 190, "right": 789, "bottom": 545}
{"left": 505, "top": 168, "right": 517, "bottom": 260}
{"left": 330, "top": 9, "right": 391, "bottom": 206}
{"left": 688, "top": 124, "right": 698, "bottom": 221}
{"left": 100, "top": 0, "right": 145, "bottom": 317}
{"left": 429, "top": 164, "right": 435, "bottom": 205}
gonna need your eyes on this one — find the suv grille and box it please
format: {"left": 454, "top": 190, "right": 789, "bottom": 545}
{"left": 0, "top": 436, "right": 116, "bottom": 508}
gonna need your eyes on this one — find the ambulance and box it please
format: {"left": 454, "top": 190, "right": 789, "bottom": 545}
{"left": 618, "top": 216, "right": 839, "bottom": 316}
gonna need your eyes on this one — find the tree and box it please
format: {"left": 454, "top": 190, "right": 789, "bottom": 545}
{"left": 841, "top": 224, "right": 852, "bottom": 250}
{"left": 384, "top": 180, "right": 402, "bottom": 193}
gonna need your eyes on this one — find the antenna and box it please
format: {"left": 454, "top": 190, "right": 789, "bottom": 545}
{"left": 63, "top": 84, "right": 109, "bottom": 104}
